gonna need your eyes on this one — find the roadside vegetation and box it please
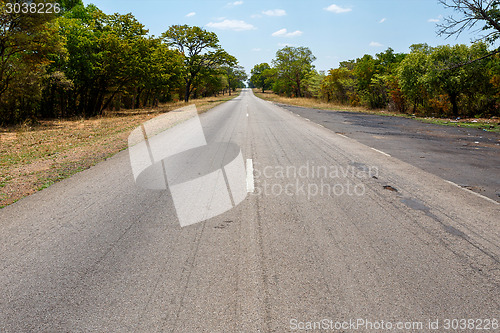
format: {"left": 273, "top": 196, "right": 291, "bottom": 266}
{"left": 250, "top": 0, "right": 500, "bottom": 120}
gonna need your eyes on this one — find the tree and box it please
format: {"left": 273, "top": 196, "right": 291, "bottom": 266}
{"left": 352, "top": 54, "right": 385, "bottom": 108}
{"left": 272, "top": 46, "right": 316, "bottom": 97}
{"left": 59, "top": 5, "right": 152, "bottom": 116}
{"left": 124, "top": 37, "right": 183, "bottom": 109}
{"left": 250, "top": 63, "right": 274, "bottom": 93}
{"left": 397, "top": 45, "right": 432, "bottom": 113}
{"left": 162, "top": 25, "right": 235, "bottom": 102}
{"left": 303, "top": 70, "right": 325, "bottom": 98}
{"left": 0, "top": 0, "right": 64, "bottom": 123}
{"left": 223, "top": 64, "right": 247, "bottom": 95}
{"left": 438, "top": 0, "right": 500, "bottom": 43}
{"left": 425, "top": 43, "right": 491, "bottom": 117}
{"left": 321, "top": 68, "right": 352, "bottom": 104}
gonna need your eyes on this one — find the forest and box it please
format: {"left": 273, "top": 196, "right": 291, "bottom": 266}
{"left": 0, "top": 0, "right": 246, "bottom": 125}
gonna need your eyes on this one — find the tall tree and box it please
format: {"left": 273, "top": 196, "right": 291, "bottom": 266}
{"left": 59, "top": 5, "right": 154, "bottom": 116}
{"left": 397, "top": 45, "right": 432, "bottom": 113}
{"left": 250, "top": 63, "right": 274, "bottom": 93}
{"left": 162, "top": 25, "right": 235, "bottom": 102}
{"left": 272, "top": 46, "right": 316, "bottom": 97}
{"left": 223, "top": 64, "right": 247, "bottom": 95}
{"left": 425, "top": 43, "right": 491, "bottom": 117}
{"left": 0, "top": 0, "right": 64, "bottom": 123}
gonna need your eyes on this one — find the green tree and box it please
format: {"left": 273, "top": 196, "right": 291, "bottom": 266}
{"left": 250, "top": 63, "right": 274, "bottom": 93}
{"left": 303, "top": 70, "right": 325, "bottom": 98}
{"left": 397, "top": 46, "right": 432, "bottom": 113}
{"left": 223, "top": 64, "right": 247, "bottom": 95}
{"left": 162, "top": 25, "right": 235, "bottom": 102}
{"left": 272, "top": 46, "right": 316, "bottom": 97}
{"left": 124, "top": 36, "right": 184, "bottom": 109}
{"left": 425, "top": 43, "right": 491, "bottom": 117}
{"left": 0, "top": 0, "right": 64, "bottom": 123}
{"left": 58, "top": 5, "right": 156, "bottom": 116}
{"left": 321, "top": 68, "right": 352, "bottom": 104}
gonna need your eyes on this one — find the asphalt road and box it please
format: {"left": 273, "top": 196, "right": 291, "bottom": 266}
{"left": 0, "top": 89, "right": 498, "bottom": 332}
{"left": 275, "top": 103, "right": 500, "bottom": 202}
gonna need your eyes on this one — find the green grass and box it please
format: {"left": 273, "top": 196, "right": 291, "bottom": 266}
{"left": 419, "top": 118, "right": 499, "bottom": 133}
{"left": 0, "top": 176, "right": 13, "bottom": 188}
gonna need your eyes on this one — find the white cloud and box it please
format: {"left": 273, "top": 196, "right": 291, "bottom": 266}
{"left": 262, "top": 9, "right": 286, "bottom": 16}
{"left": 272, "top": 28, "right": 303, "bottom": 37}
{"left": 428, "top": 15, "right": 442, "bottom": 23}
{"left": 227, "top": 0, "right": 243, "bottom": 6}
{"left": 206, "top": 19, "right": 256, "bottom": 31}
{"left": 324, "top": 4, "right": 352, "bottom": 14}
{"left": 252, "top": 48, "right": 262, "bottom": 52}
{"left": 379, "top": 18, "right": 386, "bottom": 23}
{"left": 369, "top": 41, "right": 383, "bottom": 47}
{"left": 186, "top": 12, "right": 196, "bottom": 17}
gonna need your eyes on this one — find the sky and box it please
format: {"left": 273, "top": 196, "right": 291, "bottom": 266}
{"left": 81, "top": 0, "right": 496, "bottom": 74}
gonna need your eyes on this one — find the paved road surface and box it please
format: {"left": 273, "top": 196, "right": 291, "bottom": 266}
{"left": 275, "top": 103, "right": 500, "bottom": 202}
{"left": 1, "top": 89, "right": 498, "bottom": 332}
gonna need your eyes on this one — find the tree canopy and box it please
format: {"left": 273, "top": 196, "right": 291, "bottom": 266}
{"left": 272, "top": 46, "right": 316, "bottom": 97}
{"left": 162, "top": 25, "right": 237, "bottom": 102}
{"left": 250, "top": 63, "right": 274, "bottom": 93}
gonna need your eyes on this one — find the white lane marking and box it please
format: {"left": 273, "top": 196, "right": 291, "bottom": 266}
{"left": 246, "top": 159, "right": 255, "bottom": 193}
{"left": 370, "top": 147, "right": 391, "bottom": 157}
{"left": 305, "top": 118, "right": 311, "bottom": 121}
{"left": 444, "top": 180, "right": 499, "bottom": 205}
{"left": 337, "top": 133, "right": 348, "bottom": 139}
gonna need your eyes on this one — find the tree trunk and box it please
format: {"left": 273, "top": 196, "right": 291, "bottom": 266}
{"left": 449, "top": 93, "right": 459, "bottom": 117}
{"left": 134, "top": 88, "right": 144, "bottom": 109}
{"left": 184, "top": 80, "right": 191, "bottom": 102}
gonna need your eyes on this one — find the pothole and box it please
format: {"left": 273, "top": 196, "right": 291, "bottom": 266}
{"left": 383, "top": 185, "right": 398, "bottom": 192}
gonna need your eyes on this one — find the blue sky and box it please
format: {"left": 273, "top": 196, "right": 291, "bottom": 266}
{"left": 82, "top": 0, "right": 493, "bottom": 74}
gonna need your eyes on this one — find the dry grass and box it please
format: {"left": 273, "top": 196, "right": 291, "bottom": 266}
{"left": 254, "top": 90, "right": 381, "bottom": 113}
{"left": 0, "top": 92, "right": 239, "bottom": 208}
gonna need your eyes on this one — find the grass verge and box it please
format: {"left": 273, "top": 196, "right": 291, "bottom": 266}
{"left": 253, "top": 90, "right": 500, "bottom": 133}
{"left": 0, "top": 91, "right": 239, "bottom": 208}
